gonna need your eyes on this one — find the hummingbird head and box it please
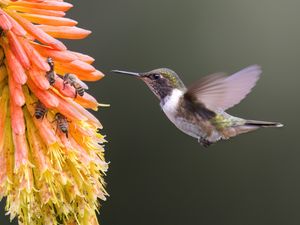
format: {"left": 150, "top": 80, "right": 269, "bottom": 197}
{"left": 112, "top": 68, "right": 185, "bottom": 100}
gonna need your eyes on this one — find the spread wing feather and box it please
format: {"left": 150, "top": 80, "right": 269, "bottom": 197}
{"left": 184, "top": 65, "right": 262, "bottom": 111}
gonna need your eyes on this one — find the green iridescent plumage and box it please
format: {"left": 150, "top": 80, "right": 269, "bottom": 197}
{"left": 145, "top": 68, "right": 186, "bottom": 89}
{"left": 210, "top": 113, "right": 245, "bottom": 130}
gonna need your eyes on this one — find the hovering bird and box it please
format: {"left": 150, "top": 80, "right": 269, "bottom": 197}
{"left": 112, "top": 65, "right": 283, "bottom": 147}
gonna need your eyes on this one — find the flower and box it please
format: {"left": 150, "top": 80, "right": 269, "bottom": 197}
{"left": 0, "top": 1, "right": 108, "bottom": 224}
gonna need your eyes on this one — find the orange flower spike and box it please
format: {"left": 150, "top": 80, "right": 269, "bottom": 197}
{"left": 28, "top": 66, "right": 50, "bottom": 90}
{"left": 5, "top": 46, "right": 27, "bottom": 85}
{"left": 21, "top": 38, "right": 50, "bottom": 71}
{"left": 7, "top": 10, "right": 67, "bottom": 50}
{"left": 38, "top": 25, "right": 91, "bottom": 40}
{"left": 9, "top": 0, "right": 73, "bottom": 11}
{"left": 7, "top": 6, "right": 66, "bottom": 17}
{"left": 0, "top": 9, "right": 12, "bottom": 31}
{"left": 21, "top": 13, "right": 78, "bottom": 26}
{"left": 6, "top": 31, "right": 31, "bottom": 69}
{"left": 0, "top": 1, "right": 108, "bottom": 224}
{"left": 32, "top": 43, "right": 78, "bottom": 62}
{"left": 8, "top": 74, "right": 25, "bottom": 107}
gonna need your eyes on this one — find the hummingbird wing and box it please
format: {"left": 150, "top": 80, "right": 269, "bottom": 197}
{"left": 184, "top": 65, "right": 261, "bottom": 111}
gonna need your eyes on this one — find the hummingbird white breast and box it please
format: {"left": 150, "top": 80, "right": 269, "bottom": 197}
{"left": 160, "top": 89, "right": 206, "bottom": 139}
{"left": 160, "top": 89, "right": 183, "bottom": 115}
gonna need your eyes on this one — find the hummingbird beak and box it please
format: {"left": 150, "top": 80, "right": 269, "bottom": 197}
{"left": 111, "top": 70, "right": 141, "bottom": 77}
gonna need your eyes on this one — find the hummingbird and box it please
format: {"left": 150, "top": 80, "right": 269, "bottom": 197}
{"left": 112, "top": 65, "right": 283, "bottom": 147}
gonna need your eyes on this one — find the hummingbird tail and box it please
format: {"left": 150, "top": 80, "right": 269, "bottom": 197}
{"left": 218, "top": 118, "right": 283, "bottom": 140}
{"left": 245, "top": 120, "right": 284, "bottom": 128}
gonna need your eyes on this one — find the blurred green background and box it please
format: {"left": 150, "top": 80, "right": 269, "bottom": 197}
{"left": 1, "top": 0, "right": 300, "bottom": 224}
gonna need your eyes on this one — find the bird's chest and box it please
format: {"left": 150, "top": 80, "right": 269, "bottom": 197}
{"left": 161, "top": 90, "right": 205, "bottom": 138}
{"left": 161, "top": 90, "right": 183, "bottom": 124}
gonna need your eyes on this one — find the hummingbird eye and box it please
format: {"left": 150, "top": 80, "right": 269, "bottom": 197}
{"left": 151, "top": 73, "right": 161, "bottom": 80}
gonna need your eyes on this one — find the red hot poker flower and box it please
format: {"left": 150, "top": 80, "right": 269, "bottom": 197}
{"left": 0, "top": 1, "right": 108, "bottom": 225}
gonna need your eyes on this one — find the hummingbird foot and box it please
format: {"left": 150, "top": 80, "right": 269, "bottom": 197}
{"left": 198, "top": 137, "right": 212, "bottom": 148}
